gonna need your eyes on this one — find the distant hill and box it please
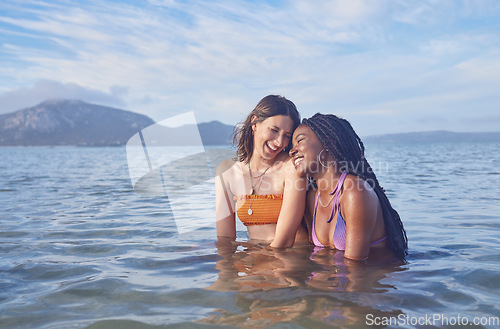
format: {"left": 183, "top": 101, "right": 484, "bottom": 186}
{"left": 198, "top": 121, "right": 234, "bottom": 145}
{"left": 0, "top": 99, "right": 235, "bottom": 146}
{"left": 139, "top": 120, "right": 234, "bottom": 146}
{"left": 364, "top": 130, "right": 500, "bottom": 143}
{"left": 0, "top": 99, "right": 155, "bottom": 146}
{"left": 2, "top": 101, "right": 497, "bottom": 146}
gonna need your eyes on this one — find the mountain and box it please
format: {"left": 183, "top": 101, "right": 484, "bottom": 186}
{"left": 198, "top": 121, "right": 234, "bottom": 145}
{"left": 364, "top": 130, "right": 500, "bottom": 143}
{"left": 3, "top": 101, "right": 497, "bottom": 147}
{"left": 0, "top": 99, "right": 155, "bottom": 146}
{"left": 0, "top": 99, "right": 236, "bottom": 146}
{"left": 132, "top": 120, "right": 235, "bottom": 146}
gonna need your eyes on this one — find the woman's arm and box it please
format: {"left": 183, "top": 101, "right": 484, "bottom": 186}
{"left": 215, "top": 159, "right": 237, "bottom": 240}
{"left": 270, "top": 160, "right": 307, "bottom": 248}
{"left": 303, "top": 187, "right": 316, "bottom": 240}
{"left": 342, "top": 177, "right": 379, "bottom": 260}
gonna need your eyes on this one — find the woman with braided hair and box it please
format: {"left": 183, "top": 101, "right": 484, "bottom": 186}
{"left": 289, "top": 113, "right": 408, "bottom": 261}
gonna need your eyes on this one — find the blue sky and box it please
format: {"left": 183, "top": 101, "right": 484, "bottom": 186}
{"left": 0, "top": 0, "right": 499, "bottom": 136}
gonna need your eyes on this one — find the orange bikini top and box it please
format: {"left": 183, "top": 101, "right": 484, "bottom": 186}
{"left": 234, "top": 194, "right": 283, "bottom": 226}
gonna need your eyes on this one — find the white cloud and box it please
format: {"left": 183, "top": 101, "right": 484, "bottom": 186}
{"left": 0, "top": 0, "right": 499, "bottom": 133}
{"left": 0, "top": 80, "right": 127, "bottom": 114}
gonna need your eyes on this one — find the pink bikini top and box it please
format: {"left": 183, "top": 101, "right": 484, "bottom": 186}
{"left": 311, "top": 171, "right": 387, "bottom": 250}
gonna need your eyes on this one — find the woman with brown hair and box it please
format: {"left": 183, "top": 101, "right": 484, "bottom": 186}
{"left": 215, "top": 95, "right": 308, "bottom": 247}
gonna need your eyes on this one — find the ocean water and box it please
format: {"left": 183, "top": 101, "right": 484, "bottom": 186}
{"left": 0, "top": 142, "right": 499, "bottom": 329}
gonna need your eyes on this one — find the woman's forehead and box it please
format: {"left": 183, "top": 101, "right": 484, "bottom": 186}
{"left": 293, "top": 124, "right": 312, "bottom": 135}
{"left": 261, "top": 115, "right": 294, "bottom": 130}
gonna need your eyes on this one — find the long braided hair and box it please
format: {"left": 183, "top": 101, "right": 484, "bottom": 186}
{"left": 303, "top": 113, "right": 408, "bottom": 261}
{"left": 234, "top": 95, "right": 300, "bottom": 163}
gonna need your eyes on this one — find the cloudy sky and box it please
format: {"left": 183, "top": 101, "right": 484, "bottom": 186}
{"left": 0, "top": 0, "right": 499, "bottom": 136}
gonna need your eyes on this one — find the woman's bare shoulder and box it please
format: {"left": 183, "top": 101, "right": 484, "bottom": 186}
{"left": 277, "top": 151, "right": 292, "bottom": 161}
{"left": 341, "top": 174, "right": 378, "bottom": 208}
{"left": 216, "top": 158, "right": 238, "bottom": 176}
{"left": 275, "top": 152, "right": 296, "bottom": 172}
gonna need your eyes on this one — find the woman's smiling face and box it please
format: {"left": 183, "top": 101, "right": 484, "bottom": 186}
{"left": 252, "top": 115, "right": 294, "bottom": 161}
{"left": 289, "top": 124, "right": 324, "bottom": 177}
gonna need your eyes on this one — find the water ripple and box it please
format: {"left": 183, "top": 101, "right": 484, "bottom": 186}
{"left": 1, "top": 145, "right": 499, "bottom": 328}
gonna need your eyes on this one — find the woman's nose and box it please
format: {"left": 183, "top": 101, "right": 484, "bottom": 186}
{"left": 289, "top": 147, "right": 297, "bottom": 157}
{"left": 276, "top": 135, "right": 286, "bottom": 148}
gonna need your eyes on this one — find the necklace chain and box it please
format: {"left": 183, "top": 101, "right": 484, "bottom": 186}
{"left": 250, "top": 164, "right": 272, "bottom": 179}
{"left": 318, "top": 191, "right": 336, "bottom": 208}
{"left": 248, "top": 164, "right": 271, "bottom": 195}
{"left": 247, "top": 163, "right": 272, "bottom": 215}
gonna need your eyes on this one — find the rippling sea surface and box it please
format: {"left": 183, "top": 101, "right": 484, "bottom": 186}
{"left": 1, "top": 143, "right": 499, "bottom": 329}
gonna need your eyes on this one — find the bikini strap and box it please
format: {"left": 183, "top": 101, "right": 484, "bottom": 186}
{"left": 315, "top": 188, "right": 336, "bottom": 224}
{"left": 370, "top": 235, "right": 387, "bottom": 246}
{"left": 327, "top": 171, "right": 349, "bottom": 223}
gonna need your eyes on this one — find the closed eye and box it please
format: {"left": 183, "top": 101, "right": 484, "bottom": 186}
{"left": 292, "top": 138, "right": 303, "bottom": 148}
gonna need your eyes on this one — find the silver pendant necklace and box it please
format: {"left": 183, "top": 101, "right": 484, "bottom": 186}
{"left": 318, "top": 191, "right": 336, "bottom": 208}
{"left": 247, "top": 163, "right": 272, "bottom": 215}
{"left": 248, "top": 164, "right": 271, "bottom": 195}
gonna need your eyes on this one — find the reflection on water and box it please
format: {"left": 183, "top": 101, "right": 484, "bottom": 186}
{"left": 203, "top": 240, "right": 405, "bottom": 328}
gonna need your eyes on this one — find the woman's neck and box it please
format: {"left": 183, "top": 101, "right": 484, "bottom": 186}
{"left": 315, "top": 166, "right": 342, "bottom": 193}
{"left": 248, "top": 155, "right": 275, "bottom": 172}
